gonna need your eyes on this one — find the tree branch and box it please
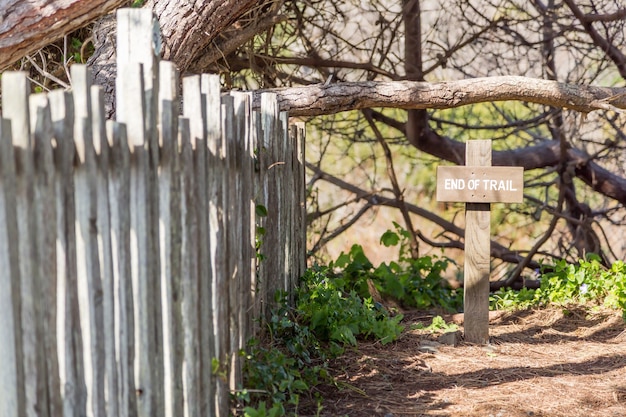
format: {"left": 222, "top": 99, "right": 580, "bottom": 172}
{"left": 0, "top": 0, "right": 127, "bottom": 70}
{"left": 306, "top": 162, "right": 541, "bottom": 272}
{"left": 563, "top": 0, "right": 626, "bottom": 79}
{"left": 252, "top": 76, "right": 626, "bottom": 116}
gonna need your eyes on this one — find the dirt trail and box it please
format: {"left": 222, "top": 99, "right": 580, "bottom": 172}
{"left": 309, "top": 307, "right": 626, "bottom": 417}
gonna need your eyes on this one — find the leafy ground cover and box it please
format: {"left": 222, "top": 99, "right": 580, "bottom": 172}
{"left": 237, "top": 227, "right": 626, "bottom": 417}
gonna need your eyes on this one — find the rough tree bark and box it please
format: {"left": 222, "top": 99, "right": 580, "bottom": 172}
{"left": 0, "top": 0, "right": 128, "bottom": 70}
{"left": 250, "top": 77, "right": 626, "bottom": 116}
{"left": 88, "top": 0, "right": 265, "bottom": 116}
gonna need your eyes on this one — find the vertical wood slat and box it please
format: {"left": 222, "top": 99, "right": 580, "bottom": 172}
{"left": 1, "top": 11, "right": 310, "bottom": 414}
{"left": 247, "top": 93, "right": 257, "bottom": 347}
{"left": 249, "top": 109, "right": 261, "bottom": 333}
{"left": 30, "top": 93, "right": 62, "bottom": 417}
{"left": 463, "top": 139, "right": 492, "bottom": 344}
{"left": 3, "top": 71, "right": 42, "bottom": 417}
{"left": 279, "top": 112, "right": 291, "bottom": 296}
{"left": 72, "top": 65, "right": 105, "bottom": 417}
{"left": 182, "top": 74, "right": 214, "bottom": 417}
{"left": 116, "top": 16, "right": 163, "bottom": 405}
{"left": 259, "top": 93, "right": 279, "bottom": 317}
{"left": 158, "top": 60, "right": 184, "bottom": 417}
{"left": 178, "top": 117, "right": 199, "bottom": 417}
{"left": 116, "top": 13, "right": 164, "bottom": 406}
{"left": 49, "top": 89, "right": 87, "bottom": 417}
{"left": 229, "top": 93, "right": 244, "bottom": 389}
{"left": 0, "top": 116, "right": 25, "bottom": 417}
{"left": 106, "top": 121, "right": 135, "bottom": 417}
{"left": 201, "top": 74, "right": 228, "bottom": 416}
{"left": 212, "top": 95, "right": 234, "bottom": 415}
{"left": 91, "top": 85, "right": 118, "bottom": 417}
{"left": 118, "top": 60, "right": 156, "bottom": 417}
{"left": 229, "top": 91, "right": 253, "bottom": 391}
{"left": 116, "top": 18, "right": 163, "bottom": 413}
{"left": 295, "top": 123, "right": 307, "bottom": 282}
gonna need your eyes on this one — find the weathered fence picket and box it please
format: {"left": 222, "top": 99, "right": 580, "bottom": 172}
{"left": 0, "top": 116, "right": 23, "bottom": 417}
{"left": 0, "top": 8, "right": 306, "bottom": 417}
{"left": 30, "top": 92, "right": 61, "bottom": 417}
{"left": 157, "top": 60, "right": 184, "bottom": 417}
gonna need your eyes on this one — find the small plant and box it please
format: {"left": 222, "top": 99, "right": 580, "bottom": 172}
{"left": 297, "top": 264, "right": 405, "bottom": 352}
{"left": 411, "top": 315, "right": 458, "bottom": 333}
{"left": 490, "top": 256, "right": 626, "bottom": 318}
{"left": 330, "top": 223, "right": 462, "bottom": 312}
{"left": 238, "top": 294, "right": 328, "bottom": 416}
{"left": 238, "top": 248, "right": 409, "bottom": 415}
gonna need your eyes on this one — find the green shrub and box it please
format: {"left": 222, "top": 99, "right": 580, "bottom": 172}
{"left": 490, "top": 256, "right": 626, "bottom": 317}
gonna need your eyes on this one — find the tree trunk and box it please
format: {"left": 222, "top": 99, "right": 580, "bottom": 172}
{"left": 88, "top": 0, "right": 262, "bottom": 116}
{"left": 0, "top": 0, "right": 128, "bottom": 70}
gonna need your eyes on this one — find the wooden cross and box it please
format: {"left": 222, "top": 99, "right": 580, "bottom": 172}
{"left": 436, "top": 140, "right": 523, "bottom": 344}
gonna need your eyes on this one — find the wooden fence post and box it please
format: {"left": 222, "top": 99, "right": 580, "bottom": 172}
{"left": 49, "top": 89, "right": 87, "bottom": 416}
{"left": 105, "top": 120, "right": 135, "bottom": 417}
{"left": 92, "top": 84, "right": 119, "bottom": 417}
{"left": 117, "top": 10, "right": 163, "bottom": 415}
{"left": 229, "top": 91, "right": 255, "bottom": 393}
{"left": 259, "top": 93, "right": 280, "bottom": 316}
{"left": 30, "top": 92, "right": 63, "bottom": 417}
{"left": 182, "top": 73, "right": 215, "bottom": 417}
{"left": 3, "top": 71, "right": 45, "bottom": 417}
{"left": 158, "top": 60, "right": 184, "bottom": 417}
{"left": 0, "top": 116, "right": 25, "bottom": 417}
{"left": 294, "top": 123, "right": 307, "bottom": 282}
{"left": 178, "top": 116, "right": 200, "bottom": 417}
{"left": 463, "top": 140, "right": 492, "bottom": 344}
{"left": 205, "top": 75, "right": 229, "bottom": 417}
{"left": 72, "top": 64, "right": 106, "bottom": 417}
{"left": 214, "top": 96, "right": 233, "bottom": 415}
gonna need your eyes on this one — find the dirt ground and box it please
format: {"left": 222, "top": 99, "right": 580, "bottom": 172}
{"left": 308, "top": 306, "right": 626, "bottom": 417}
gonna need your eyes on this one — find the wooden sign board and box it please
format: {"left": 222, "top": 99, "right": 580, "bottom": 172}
{"left": 436, "top": 166, "right": 524, "bottom": 203}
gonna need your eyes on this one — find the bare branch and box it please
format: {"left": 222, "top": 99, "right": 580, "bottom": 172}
{"left": 306, "top": 162, "right": 541, "bottom": 271}
{"left": 252, "top": 76, "right": 626, "bottom": 116}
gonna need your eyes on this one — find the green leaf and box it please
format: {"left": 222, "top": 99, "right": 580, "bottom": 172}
{"left": 211, "top": 357, "right": 220, "bottom": 375}
{"left": 255, "top": 204, "right": 268, "bottom": 217}
{"left": 380, "top": 230, "right": 400, "bottom": 247}
{"left": 291, "top": 379, "right": 309, "bottom": 391}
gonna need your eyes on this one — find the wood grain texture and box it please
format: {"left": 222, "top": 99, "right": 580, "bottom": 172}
{"left": 30, "top": 92, "right": 62, "bottom": 417}
{"left": 251, "top": 76, "right": 626, "bottom": 116}
{"left": 0, "top": 118, "right": 24, "bottom": 417}
{"left": 106, "top": 121, "right": 135, "bottom": 417}
{"left": 463, "top": 140, "right": 492, "bottom": 345}
{"left": 179, "top": 116, "right": 201, "bottom": 417}
{"left": 72, "top": 65, "right": 106, "bottom": 417}
{"left": 3, "top": 71, "right": 43, "bottom": 417}
{"left": 157, "top": 61, "right": 184, "bottom": 417}
{"left": 49, "top": 89, "right": 88, "bottom": 416}
{"left": 92, "top": 86, "right": 119, "bottom": 417}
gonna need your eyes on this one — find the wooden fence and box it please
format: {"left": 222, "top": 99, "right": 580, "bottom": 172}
{"left": 0, "top": 9, "right": 306, "bottom": 417}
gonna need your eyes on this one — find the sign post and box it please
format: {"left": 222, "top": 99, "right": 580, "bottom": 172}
{"left": 436, "top": 140, "right": 523, "bottom": 344}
